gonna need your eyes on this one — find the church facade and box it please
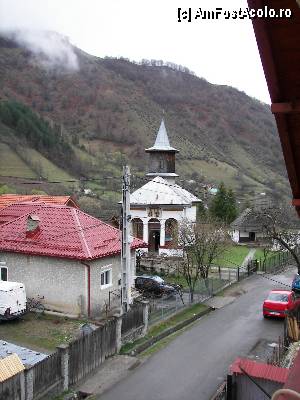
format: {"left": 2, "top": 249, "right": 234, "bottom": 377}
{"left": 130, "top": 119, "right": 201, "bottom": 255}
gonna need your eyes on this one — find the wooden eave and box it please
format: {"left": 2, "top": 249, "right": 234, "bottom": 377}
{"left": 248, "top": 0, "right": 300, "bottom": 215}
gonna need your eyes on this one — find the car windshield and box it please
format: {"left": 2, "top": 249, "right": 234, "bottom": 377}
{"left": 267, "top": 293, "right": 289, "bottom": 302}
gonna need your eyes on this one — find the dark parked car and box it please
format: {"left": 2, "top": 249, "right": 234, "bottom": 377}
{"left": 292, "top": 273, "right": 300, "bottom": 293}
{"left": 135, "top": 275, "right": 181, "bottom": 298}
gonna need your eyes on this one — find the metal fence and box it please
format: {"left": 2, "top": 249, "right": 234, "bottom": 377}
{"left": 147, "top": 260, "right": 260, "bottom": 325}
{"left": 148, "top": 277, "right": 233, "bottom": 325}
{"left": 257, "top": 250, "right": 298, "bottom": 273}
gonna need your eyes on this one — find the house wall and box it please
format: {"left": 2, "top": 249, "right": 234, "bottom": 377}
{"left": 234, "top": 374, "right": 283, "bottom": 400}
{"left": 0, "top": 252, "right": 86, "bottom": 316}
{"left": 231, "top": 230, "right": 239, "bottom": 243}
{"left": 89, "top": 252, "right": 136, "bottom": 316}
{"left": 0, "top": 251, "right": 137, "bottom": 317}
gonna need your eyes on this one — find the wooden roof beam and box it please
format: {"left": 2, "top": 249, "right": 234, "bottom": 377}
{"left": 272, "top": 102, "right": 300, "bottom": 114}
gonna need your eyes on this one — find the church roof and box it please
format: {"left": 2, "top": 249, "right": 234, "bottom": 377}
{"left": 130, "top": 177, "right": 201, "bottom": 206}
{"left": 145, "top": 119, "right": 178, "bottom": 152}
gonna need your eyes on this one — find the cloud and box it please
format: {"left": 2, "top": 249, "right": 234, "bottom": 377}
{"left": 1, "top": 29, "right": 79, "bottom": 72}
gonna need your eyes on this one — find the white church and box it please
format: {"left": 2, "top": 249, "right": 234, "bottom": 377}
{"left": 130, "top": 119, "right": 201, "bottom": 255}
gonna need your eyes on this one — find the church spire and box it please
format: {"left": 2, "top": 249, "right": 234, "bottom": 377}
{"left": 145, "top": 118, "right": 179, "bottom": 183}
{"left": 145, "top": 119, "right": 178, "bottom": 152}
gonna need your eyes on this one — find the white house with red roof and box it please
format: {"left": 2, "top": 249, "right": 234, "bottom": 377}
{"left": 0, "top": 203, "right": 144, "bottom": 317}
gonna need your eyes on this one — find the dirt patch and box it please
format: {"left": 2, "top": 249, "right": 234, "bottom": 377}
{"left": 0, "top": 312, "right": 85, "bottom": 353}
{"left": 228, "top": 289, "right": 247, "bottom": 297}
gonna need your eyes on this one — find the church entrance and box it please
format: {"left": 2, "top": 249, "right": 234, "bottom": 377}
{"left": 148, "top": 218, "right": 161, "bottom": 253}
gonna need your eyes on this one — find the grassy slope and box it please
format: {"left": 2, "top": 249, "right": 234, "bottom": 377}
{"left": 0, "top": 142, "right": 37, "bottom": 179}
{"left": 23, "top": 148, "right": 75, "bottom": 182}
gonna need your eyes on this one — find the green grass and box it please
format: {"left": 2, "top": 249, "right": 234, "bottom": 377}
{"left": 214, "top": 245, "right": 251, "bottom": 268}
{"left": 254, "top": 248, "right": 277, "bottom": 260}
{"left": 24, "top": 148, "right": 76, "bottom": 185}
{"left": 0, "top": 142, "right": 37, "bottom": 178}
{"left": 120, "top": 303, "right": 208, "bottom": 355}
{"left": 0, "top": 312, "right": 85, "bottom": 352}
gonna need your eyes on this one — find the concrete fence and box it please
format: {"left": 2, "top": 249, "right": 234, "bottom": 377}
{"left": 0, "top": 302, "right": 147, "bottom": 400}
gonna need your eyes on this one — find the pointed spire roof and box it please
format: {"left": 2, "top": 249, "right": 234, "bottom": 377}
{"left": 145, "top": 119, "right": 178, "bottom": 152}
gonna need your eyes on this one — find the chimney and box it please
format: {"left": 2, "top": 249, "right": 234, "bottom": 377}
{"left": 26, "top": 215, "right": 40, "bottom": 237}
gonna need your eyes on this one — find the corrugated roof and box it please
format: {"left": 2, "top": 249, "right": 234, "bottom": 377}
{"left": 0, "top": 353, "right": 24, "bottom": 382}
{"left": 130, "top": 176, "right": 201, "bottom": 206}
{"left": 0, "top": 194, "right": 78, "bottom": 211}
{"left": 145, "top": 119, "right": 178, "bottom": 152}
{"left": 230, "top": 357, "right": 289, "bottom": 384}
{"left": 0, "top": 203, "right": 145, "bottom": 260}
{"left": 0, "top": 341, "right": 47, "bottom": 367}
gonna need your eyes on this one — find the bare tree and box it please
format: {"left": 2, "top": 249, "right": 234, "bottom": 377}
{"left": 253, "top": 205, "right": 300, "bottom": 274}
{"left": 178, "top": 217, "right": 229, "bottom": 302}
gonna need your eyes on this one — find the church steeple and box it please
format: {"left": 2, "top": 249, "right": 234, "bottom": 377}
{"left": 145, "top": 119, "right": 179, "bottom": 183}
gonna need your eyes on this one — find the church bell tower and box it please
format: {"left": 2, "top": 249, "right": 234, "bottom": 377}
{"left": 145, "top": 119, "right": 179, "bottom": 184}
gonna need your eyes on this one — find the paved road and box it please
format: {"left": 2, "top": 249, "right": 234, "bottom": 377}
{"left": 98, "top": 267, "right": 295, "bottom": 400}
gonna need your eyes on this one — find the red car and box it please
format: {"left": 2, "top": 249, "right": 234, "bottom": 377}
{"left": 263, "top": 289, "right": 300, "bottom": 318}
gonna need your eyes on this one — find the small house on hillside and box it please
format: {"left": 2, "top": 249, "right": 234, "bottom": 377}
{"left": 0, "top": 203, "right": 144, "bottom": 317}
{"left": 231, "top": 208, "right": 262, "bottom": 243}
{"left": 231, "top": 207, "right": 300, "bottom": 244}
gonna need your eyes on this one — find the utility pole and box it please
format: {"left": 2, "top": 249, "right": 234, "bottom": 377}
{"left": 121, "top": 165, "right": 132, "bottom": 312}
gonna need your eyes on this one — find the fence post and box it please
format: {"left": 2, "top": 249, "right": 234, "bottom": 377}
{"left": 114, "top": 313, "right": 123, "bottom": 353}
{"left": 237, "top": 267, "right": 240, "bottom": 282}
{"left": 25, "top": 367, "right": 34, "bottom": 400}
{"left": 247, "top": 262, "right": 250, "bottom": 276}
{"left": 57, "top": 344, "right": 69, "bottom": 392}
{"left": 20, "top": 370, "right": 25, "bottom": 400}
{"left": 141, "top": 301, "right": 149, "bottom": 336}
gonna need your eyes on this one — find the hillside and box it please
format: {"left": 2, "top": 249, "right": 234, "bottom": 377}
{"left": 0, "top": 33, "right": 290, "bottom": 219}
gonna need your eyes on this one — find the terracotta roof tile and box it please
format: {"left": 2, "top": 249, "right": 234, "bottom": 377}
{"left": 0, "top": 194, "right": 78, "bottom": 211}
{"left": 230, "top": 357, "right": 289, "bottom": 384}
{"left": 0, "top": 203, "right": 145, "bottom": 260}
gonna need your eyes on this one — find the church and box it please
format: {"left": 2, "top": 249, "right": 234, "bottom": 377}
{"left": 130, "top": 119, "right": 201, "bottom": 255}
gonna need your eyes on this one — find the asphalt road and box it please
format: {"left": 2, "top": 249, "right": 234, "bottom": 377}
{"left": 98, "top": 267, "right": 296, "bottom": 400}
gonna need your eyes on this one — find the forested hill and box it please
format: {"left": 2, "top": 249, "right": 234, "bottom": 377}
{"left": 0, "top": 33, "right": 290, "bottom": 219}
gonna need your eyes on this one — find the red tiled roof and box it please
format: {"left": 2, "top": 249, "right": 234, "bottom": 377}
{"left": 0, "top": 194, "right": 78, "bottom": 210}
{"left": 230, "top": 358, "right": 289, "bottom": 384}
{"left": 0, "top": 203, "right": 145, "bottom": 260}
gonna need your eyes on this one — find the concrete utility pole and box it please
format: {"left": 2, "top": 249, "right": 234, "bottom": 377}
{"left": 121, "top": 165, "right": 132, "bottom": 312}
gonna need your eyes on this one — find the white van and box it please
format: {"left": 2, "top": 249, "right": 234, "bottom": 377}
{"left": 0, "top": 281, "right": 27, "bottom": 320}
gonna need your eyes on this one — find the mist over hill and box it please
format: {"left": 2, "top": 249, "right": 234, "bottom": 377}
{"left": 0, "top": 31, "right": 290, "bottom": 219}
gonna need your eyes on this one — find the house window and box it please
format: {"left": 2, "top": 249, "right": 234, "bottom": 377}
{"left": 100, "top": 268, "right": 112, "bottom": 289}
{"left": 0, "top": 267, "right": 7, "bottom": 281}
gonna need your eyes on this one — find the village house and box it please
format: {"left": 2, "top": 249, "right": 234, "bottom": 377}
{"left": 130, "top": 119, "right": 201, "bottom": 255}
{"left": 0, "top": 202, "right": 143, "bottom": 317}
{"left": 231, "top": 207, "right": 300, "bottom": 244}
{"left": 230, "top": 208, "right": 263, "bottom": 243}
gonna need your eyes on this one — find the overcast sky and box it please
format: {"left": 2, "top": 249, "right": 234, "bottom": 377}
{"left": 0, "top": 0, "right": 270, "bottom": 103}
